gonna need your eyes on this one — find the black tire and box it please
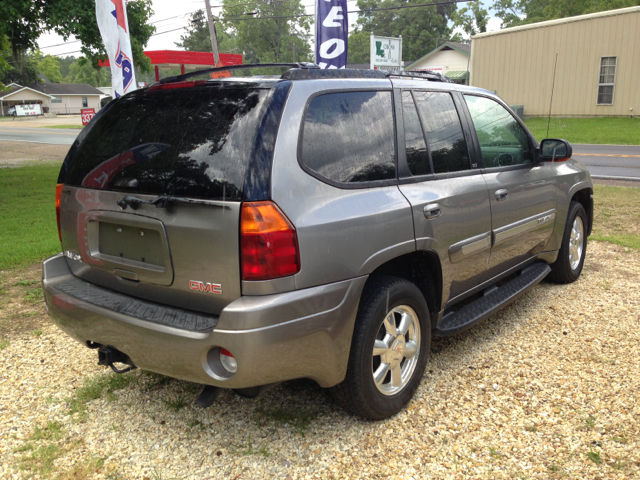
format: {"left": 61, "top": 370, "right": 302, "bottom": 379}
{"left": 330, "top": 275, "right": 431, "bottom": 420}
{"left": 547, "top": 201, "right": 588, "bottom": 284}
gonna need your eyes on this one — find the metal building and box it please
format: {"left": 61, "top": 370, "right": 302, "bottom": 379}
{"left": 469, "top": 6, "right": 640, "bottom": 117}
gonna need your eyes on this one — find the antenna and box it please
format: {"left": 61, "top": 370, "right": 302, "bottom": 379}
{"left": 546, "top": 53, "right": 558, "bottom": 138}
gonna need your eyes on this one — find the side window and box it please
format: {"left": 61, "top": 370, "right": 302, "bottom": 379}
{"left": 401, "top": 91, "right": 430, "bottom": 176}
{"left": 464, "top": 95, "right": 532, "bottom": 168}
{"left": 301, "top": 91, "right": 395, "bottom": 184}
{"left": 413, "top": 91, "right": 470, "bottom": 174}
{"left": 82, "top": 96, "right": 88, "bottom": 108}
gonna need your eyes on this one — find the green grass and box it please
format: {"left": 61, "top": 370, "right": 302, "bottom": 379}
{"left": 0, "top": 339, "right": 9, "bottom": 350}
{"left": 31, "top": 420, "right": 65, "bottom": 441}
{"left": 41, "top": 124, "right": 83, "bottom": 129}
{"left": 16, "top": 443, "right": 64, "bottom": 477}
{"left": 592, "top": 185, "right": 640, "bottom": 250}
{"left": 23, "top": 287, "right": 43, "bottom": 303}
{"left": 256, "top": 403, "right": 319, "bottom": 437}
{"left": 0, "top": 165, "right": 61, "bottom": 269}
{"left": 67, "top": 372, "right": 136, "bottom": 418}
{"left": 163, "top": 395, "right": 187, "bottom": 412}
{"left": 525, "top": 117, "right": 640, "bottom": 145}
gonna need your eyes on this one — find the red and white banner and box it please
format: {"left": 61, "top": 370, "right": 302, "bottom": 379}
{"left": 96, "top": 0, "right": 137, "bottom": 98}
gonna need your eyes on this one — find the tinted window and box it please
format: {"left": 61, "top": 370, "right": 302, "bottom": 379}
{"left": 464, "top": 95, "right": 532, "bottom": 168}
{"left": 413, "top": 91, "right": 470, "bottom": 174}
{"left": 63, "top": 85, "right": 271, "bottom": 201}
{"left": 402, "top": 91, "right": 430, "bottom": 176}
{"left": 301, "top": 91, "right": 395, "bottom": 184}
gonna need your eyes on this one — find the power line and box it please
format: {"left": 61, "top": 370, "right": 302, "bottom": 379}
{"left": 221, "top": 0, "right": 472, "bottom": 20}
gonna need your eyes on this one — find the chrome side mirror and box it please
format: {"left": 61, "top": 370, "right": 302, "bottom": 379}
{"left": 539, "top": 138, "right": 572, "bottom": 161}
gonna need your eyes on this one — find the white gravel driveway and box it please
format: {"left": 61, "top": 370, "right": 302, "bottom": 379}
{"left": 1, "top": 241, "right": 638, "bottom": 479}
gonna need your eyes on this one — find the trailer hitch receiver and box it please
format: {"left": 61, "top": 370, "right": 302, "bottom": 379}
{"left": 97, "top": 346, "right": 137, "bottom": 374}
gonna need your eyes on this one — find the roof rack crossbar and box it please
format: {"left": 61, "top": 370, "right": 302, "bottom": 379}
{"left": 158, "top": 62, "right": 320, "bottom": 84}
{"left": 384, "top": 70, "right": 453, "bottom": 83}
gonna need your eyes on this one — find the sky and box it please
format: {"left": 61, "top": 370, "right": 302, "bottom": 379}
{"left": 36, "top": 0, "right": 501, "bottom": 59}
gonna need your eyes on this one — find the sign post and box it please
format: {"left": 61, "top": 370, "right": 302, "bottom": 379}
{"left": 370, "top": 34, "right": 403, "bottom": 71}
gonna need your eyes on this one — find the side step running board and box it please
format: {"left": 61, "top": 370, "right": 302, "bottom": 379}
{"left": 434, "top": 262, "right": 551, "bottom": 337}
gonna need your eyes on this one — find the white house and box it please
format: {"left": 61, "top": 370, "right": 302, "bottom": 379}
{"left": 0, "top": 82, "right": 103, "bottom": 116}
{"left": 404, "top": 42, "right": 471, "bottom": 84}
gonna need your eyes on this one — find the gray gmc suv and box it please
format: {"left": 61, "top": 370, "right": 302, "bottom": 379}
{"left": 43, "top": 64, "right": 593, "bottom": 419}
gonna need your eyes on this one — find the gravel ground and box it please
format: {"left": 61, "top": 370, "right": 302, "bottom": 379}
{"left": 1, "top": 240, "right": 639, "bottom": 479}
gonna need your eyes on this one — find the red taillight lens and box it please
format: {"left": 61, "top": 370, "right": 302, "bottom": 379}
{"left": 148, "top": 80, "right": 207, "bottom": 91}
{"left": 55, "top": 184, "right": 64, "bottom": 242}
{"left": 241, "top": 201, "right": 300, "bottom": 281}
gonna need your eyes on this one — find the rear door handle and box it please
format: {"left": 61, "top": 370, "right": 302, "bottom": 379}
{"left": 423, "top": 203, "right": 441, "bottom": 219}
{"left": 495, "top": 189, "right": 509, "bottom": 201}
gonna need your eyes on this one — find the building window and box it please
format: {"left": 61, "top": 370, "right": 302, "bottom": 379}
{"left": 82, "top": 96, "right": 88, "bottom": 108}
{"left": 597, "top": 57, "right": 616, "bottom": 105}
{"left": 50, "top": 96, "right": 62, "bottom": 103}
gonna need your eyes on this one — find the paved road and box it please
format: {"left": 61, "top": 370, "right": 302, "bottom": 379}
{"left": 0, "top": 125, "right": 79, "bottom": 145}
{"left": 0, "top": 126, "right": 638, "bottom": 180}
{"left": 572, "top": 144, "right": 640, "bottom": 181}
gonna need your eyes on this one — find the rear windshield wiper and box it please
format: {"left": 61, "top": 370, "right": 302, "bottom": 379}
{"left": 117, "top": 195, "right": 229, "bottom": 210}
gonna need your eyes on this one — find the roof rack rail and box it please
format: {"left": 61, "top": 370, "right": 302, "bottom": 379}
{"left": 281, "top": 68, "right": 387, "bottom": 80}
{"left": 157, "top": 62, "right": 320, "bottom": 84}
{"left": 385, "top": 70, "right": 453, "bottom": 83}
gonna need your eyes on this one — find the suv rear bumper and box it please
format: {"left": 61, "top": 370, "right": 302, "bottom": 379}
{"left": 43, "top": 254, "right": 367, "bottom": 388}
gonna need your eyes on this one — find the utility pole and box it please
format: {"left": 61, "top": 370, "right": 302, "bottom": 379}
{"left": 204, "top": 0, "right": 220, "bottom": 66}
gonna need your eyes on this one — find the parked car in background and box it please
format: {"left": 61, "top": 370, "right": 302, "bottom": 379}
{"left": 43, "top": 65, "right": 593, "bottom": 420}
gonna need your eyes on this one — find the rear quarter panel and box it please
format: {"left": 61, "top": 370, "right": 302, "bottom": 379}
{"left": 271, "top": 79, "right": 416, "bottom": 290}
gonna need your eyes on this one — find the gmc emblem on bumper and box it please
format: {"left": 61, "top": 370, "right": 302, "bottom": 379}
{"left": 189, "top": 281, "right": 222, "bottom": 294}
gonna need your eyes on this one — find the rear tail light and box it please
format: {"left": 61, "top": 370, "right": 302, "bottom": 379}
{"left": 240, "top": 201, "right": 300, "bottom": 281}
{"left": 148, "top": 80, "right": 208, "bottom": 91}
{"left": 55, "top": 184, "right": 64, "bottom": 242}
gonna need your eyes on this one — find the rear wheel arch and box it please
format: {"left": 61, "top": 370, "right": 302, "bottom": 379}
{"left": 367, "top": 250, "right": 442, "bottom": 328}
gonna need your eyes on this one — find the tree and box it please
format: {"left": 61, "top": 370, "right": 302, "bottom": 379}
{"left": 0, "top": 52, "right": 39, "bottom": 85}
{"left": 43, "top": 0, "right": 156, "bottom": 73}
{"left": 37, "top": 55, "right": 62, "bottom": 82}
{"left": 0, "top": 35, "right": 12, "bottom": 90}
{"left": 221, "top": 0, "right": 312, "bottom": 67}
{"left": 451, "top": 1, "right": 489, "bottom": 37}
{"left": 350, "top": 0, "right": 456, "bottom": 64}
{"left": 66, "top": 57, "right": 105, "bottom": 86}
{"left": 0, "top": 0, "right": 156, "bottom": 82}
{"left": 347, "top": 30, "right": 371, "bottom": 64}
{"left": 175, "top": 9, "right": 238, "bottom": 55}
{"left": 491, "top": 0, "right": 640, "bottom": 29}
{"left": 58, "top": 56, "right": 76, "bottom": 80}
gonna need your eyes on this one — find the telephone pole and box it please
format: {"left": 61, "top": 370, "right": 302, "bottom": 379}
{"left": 204, "top": 0, "right": 220, "bottom": 66}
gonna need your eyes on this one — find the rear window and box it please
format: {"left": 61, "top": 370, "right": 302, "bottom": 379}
{"left": 300, "top": 91, "right": 396, "bottom": 184}
{"left": 61, "top": 85, "right": 272, "bottom": 201}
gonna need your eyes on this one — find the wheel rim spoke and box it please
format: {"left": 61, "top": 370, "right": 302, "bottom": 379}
{"left": 404, "top": 340, "right": 418, "bottom": 359}
{"left": 374, "top": 362, "right": 390, "bottom": 386}
{"left": 373, "top": 339, "right": 389, "bottom": 356}
{"left": 390, "top": 365, "right": 402, "bottom": 387}
{"left": 383, "top": 313, "right": 396, "bottom": 336}
{"left": 397, "top": 312, "right": 412, "bottom": 336}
